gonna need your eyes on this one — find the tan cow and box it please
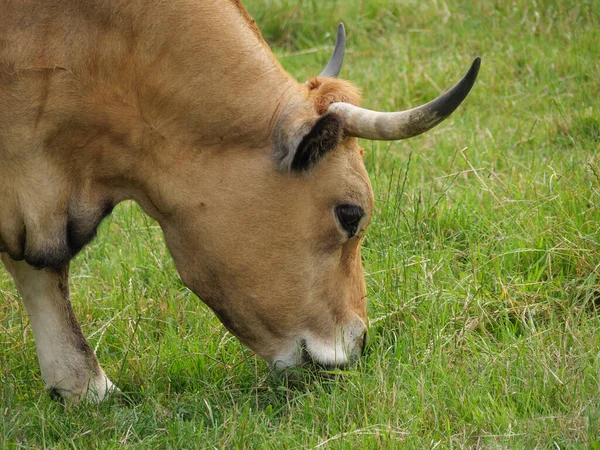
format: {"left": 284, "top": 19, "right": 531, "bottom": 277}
{"left": 0, "top": 0, "right": 480, "bottom": 402}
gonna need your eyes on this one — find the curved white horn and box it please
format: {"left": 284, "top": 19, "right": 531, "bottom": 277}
{"left": 319, "top": 23, "right": 346, "bottom": 78}
{"left": 327, "top": 57, "right": 481, "bottom": 140}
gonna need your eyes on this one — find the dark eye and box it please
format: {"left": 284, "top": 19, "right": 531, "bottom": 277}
{"left": 335, "top": 204, "right": 365, "bottom": 237}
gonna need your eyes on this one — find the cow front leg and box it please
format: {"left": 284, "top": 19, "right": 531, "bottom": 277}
{"left": 1, "top": 255, "right": 115, "bottom": 403}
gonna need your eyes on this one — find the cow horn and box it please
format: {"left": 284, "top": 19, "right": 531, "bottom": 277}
{"left": 318, "top": 23, "right": 346, "bottom": 78}
{"left": 327, "top": 57, "right": 481, "bottom": 140}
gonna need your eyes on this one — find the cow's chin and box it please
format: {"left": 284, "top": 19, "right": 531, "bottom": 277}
{"left": 268, "top": 318, "right": 367, "bottom": 375}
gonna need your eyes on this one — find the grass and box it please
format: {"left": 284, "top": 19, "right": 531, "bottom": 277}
{"left": 1, "top": 0, "right": 599, "bottom": 447}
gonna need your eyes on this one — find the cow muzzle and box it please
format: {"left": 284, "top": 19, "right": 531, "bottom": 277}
{"left": 270, "top": 315, "right": 367, "bottom": 373}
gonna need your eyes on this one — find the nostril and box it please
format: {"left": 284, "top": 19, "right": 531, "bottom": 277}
{"left": 360, "top": 331, "right": 368, "bottom": 355}
{"left": 299, "top": 339, "right": 310, "bottom": 365}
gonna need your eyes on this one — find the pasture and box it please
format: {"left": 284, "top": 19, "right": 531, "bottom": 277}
{"left": 1, "top": 0, "right": 599, "bottom": 447}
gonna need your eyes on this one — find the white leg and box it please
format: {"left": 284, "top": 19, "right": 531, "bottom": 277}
{"left": 1, "top": 254, "right": 115, "bottom": 403}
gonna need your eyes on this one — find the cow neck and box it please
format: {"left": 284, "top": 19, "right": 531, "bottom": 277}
{"left": 57, "top": 0, "right": 309, "bottom": 209}
{"left": 44, "top": 0, "right": 302, "bottom": 155}
{"left": 109, "top": 0, "right": 300, "bottom": 150}
{"left": 0, "top": 0, "right": 311, "bottom": 265}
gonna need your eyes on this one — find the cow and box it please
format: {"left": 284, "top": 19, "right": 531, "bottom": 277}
{"left": 0, "top": 0, "right": 480, "bottom": 403}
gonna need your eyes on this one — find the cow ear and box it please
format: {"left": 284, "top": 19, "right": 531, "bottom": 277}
{"left": 276, "top": 113, "right": 343, "bottom": 172}
{"left": 290, "top": 114, "right": 343, "bottom": 171}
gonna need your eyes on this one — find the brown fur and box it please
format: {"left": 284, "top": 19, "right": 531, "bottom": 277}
{"left": 0, "top": 0, "right": 372, "bottom": 391}
{"left": 229, "top": 0, "right": 267, "bottom": 45}
{"left": 307, "top": 77, "right": 362, "bottom": 115}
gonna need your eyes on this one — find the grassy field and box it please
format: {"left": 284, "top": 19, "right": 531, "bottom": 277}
{"left": 1, "top": 0, "right": 599, "bottom": 447}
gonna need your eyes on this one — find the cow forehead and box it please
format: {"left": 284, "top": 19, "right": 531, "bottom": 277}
{"left": 263, "top": 143, "right": 373, "bottom": 218}
{"left": 309, "top": 140, "right": 373, "bottom": 204}
{"left": 203, "top": 136, "right": 371, "bottom": 205}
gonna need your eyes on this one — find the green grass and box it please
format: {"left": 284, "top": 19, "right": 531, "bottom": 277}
{"left": 1, "top": 0, "right": 600, "bottom": 447}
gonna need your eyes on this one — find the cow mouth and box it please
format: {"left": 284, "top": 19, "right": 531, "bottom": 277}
{"left": 297, "top": 327, "right": 367, "bottom": 370}
{"left": 298, "top": 339, "right": 347, "bottom": 380}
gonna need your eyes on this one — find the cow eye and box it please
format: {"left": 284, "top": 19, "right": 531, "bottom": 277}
{"left": 335, "top": 204, "right": 364, "bottom": 237}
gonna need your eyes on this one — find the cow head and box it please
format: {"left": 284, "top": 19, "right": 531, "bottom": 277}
{"left": 147, "top": 25, "right": 480, "bottom": 372}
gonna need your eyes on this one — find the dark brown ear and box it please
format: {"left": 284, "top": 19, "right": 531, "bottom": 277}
{"left": 274, "top": 113, "right": 343, "bottom": 172}
{"left": 290, "top": 114, "right": 342, "bottom": 171}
